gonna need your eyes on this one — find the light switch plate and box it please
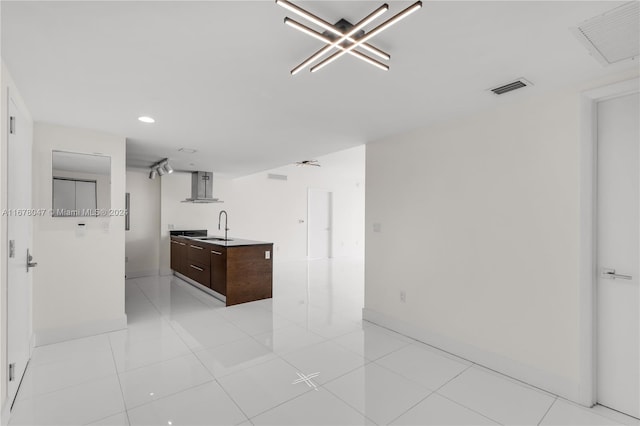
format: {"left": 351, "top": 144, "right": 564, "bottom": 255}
{"left": 265, "top": 251, "right": 271, "bottom": 260}
{"left": 373, "top": 223, "right": 382, "bottom": 232}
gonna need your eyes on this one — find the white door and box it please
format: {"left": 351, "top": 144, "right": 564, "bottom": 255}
{"left": 596, "top": 92, "right": 639, "bottom": 418}
{"left": 308, "top": 189, "right": 332, "bottom": 259}
{"left": 7, "top": 94, "right": 34, "bottom": 406}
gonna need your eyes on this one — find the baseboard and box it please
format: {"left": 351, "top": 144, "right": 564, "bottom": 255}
{"left": 125, "top": 269, "right": 159, "bottom": 279}
{"left": 33, "top": 315, "right": 127, "bottom": 347}
{"left": 362, "top": 308, "right": 582, "bottom": 405}
{"left": 174, "top": 272, "right": 226, "bottom": 303}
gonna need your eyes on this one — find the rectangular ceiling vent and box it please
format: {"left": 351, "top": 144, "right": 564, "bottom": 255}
{"left": 490, "top": 78, "right": 532, "bottom": 95}
{"left": 268, "top": 173, "right": 288, "bottom": 181}
{"left": 572, "top": 2, "right": 639, "bottom": 65}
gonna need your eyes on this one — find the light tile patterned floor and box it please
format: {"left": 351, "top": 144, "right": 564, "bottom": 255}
{"left": 8, "top": 259, "right": 639, "bottom": 425}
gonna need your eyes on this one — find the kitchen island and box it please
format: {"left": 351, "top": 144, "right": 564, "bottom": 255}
{"left": 170, "top": 233, "right": 273, "bottom": 306}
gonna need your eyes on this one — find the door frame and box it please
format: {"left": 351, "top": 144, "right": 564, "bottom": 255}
{"left": 578, "top": 77, "right": 639, "bottom": 407}
{"left": 307, "top": 187, "right": 333, "bottom": 260}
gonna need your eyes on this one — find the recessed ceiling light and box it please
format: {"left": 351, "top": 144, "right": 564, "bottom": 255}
{"left": 138, "top": 116, "right": 155, "bottom": 123}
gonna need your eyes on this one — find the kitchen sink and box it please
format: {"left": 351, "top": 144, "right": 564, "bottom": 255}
{"left": 197, "top": 237, "right": 233, "bottom": 242}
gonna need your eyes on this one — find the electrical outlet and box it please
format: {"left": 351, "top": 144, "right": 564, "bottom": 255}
{"left": 265, "top": 251, "right": 271, "bottom": 260}
{"left": 400, "top": 291, "right": 406, "bottom": 303}
{"left": 373, "top": 223, "right": 382, "bottom": 233}
{"left": 168, "top": 224, "right": 175, "bottom": 230}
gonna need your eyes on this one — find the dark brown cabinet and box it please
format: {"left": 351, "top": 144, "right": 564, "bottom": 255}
{"left": 170, "top": 237, "right": 187, "bottom": 274}
{"left": 170, "top": 237, "right": 273, "bottom": 306}
{"left": 210, "top": 247, "right": 227, "bottom": 296}
{"left": 225, "top": 244, "right": 273, "bottom": 306}
{"left": 185, "top": 240, "right": 210, "bottom": 288}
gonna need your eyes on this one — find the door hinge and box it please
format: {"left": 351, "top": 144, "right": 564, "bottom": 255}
{"left": 9, "top": 116, "right": 16, "bottom": 134}
{"left": 9, "top": 363, "right": 15, "bottom": 381}
{"left": 9, "top": 240, "right": 15, "bottom": 258}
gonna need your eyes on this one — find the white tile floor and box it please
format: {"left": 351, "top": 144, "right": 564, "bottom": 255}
{"left": 9, "top": 259, "right": 640, "bottom": 425}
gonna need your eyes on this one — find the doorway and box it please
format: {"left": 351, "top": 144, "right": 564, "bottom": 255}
{"left": 307, "top": 188, "right": 332, "bottom": 259}
{"left": 6, "top": 92, "right": 34, "bottom": 407}
{"left": 595, "top": 91, "right": 639, "bottom": 418}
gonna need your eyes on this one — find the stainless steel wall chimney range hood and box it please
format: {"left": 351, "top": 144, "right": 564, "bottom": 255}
{"left": 183, "top": 171, "right": 223, "bottom": 203}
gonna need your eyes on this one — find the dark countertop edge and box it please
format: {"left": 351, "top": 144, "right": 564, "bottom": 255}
{"left": 172, "top": 235, "right": 273, "bottom": 247}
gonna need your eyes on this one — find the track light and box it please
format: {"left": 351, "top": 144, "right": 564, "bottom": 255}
{"left": 148, "top": 158, "right": 173, "bottom": 179}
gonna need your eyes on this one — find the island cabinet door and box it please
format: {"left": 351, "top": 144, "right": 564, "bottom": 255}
{"left": 170, "top": 239, "right": 181, "bottom": 271}
{"left": 187, "top": 241, "right": 209, "bottom": 265}
{"left": 210, "top": 248, "right": 227, "bottom": 296}
{"left": 177, "top": 241, "right": 187, "bottom": 274}
{"left": 186, "top": 261, "right": 210, "bottom": 288}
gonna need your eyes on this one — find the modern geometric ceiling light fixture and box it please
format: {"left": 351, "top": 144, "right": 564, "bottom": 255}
{"left": 276, "top": 0, "right": 422, "bottom": 75}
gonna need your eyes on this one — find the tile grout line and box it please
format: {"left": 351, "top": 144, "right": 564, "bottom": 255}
{"left": 187, "top": 337, "right": 253, "bottom": 423}
{"left": 320, "top": 379, "right": 385, "bottom": 425}
{"left": 14, "top": 369, "right": 117, "bottom": 406}
{"left": 123, "top": 379, "right": 217, "bottom": 413}
{"left": 245, "top": 384, "right": 316, "bottom": 422}
{"left": 384, "top": 389, "right": 438, "bottom": 426}
{"left": 402, "top": 363, "right": 504, "bottom": 426}
{"left": 537, "top": 397, "right": 558, "bottom": 425}
{"left": 384, "top": 363, "right": 483, "bottom": 426}
{"left": 431, "top": 362, "right": 507, "bottom": 425}
{"left": 211, "top": 376, "right": 252, "bottom": 423}
{"left": 107, "top": 333, "right": 133, "bottom": 426}
{"left": 433, "top": 391, "right": 506, "bottom": 425}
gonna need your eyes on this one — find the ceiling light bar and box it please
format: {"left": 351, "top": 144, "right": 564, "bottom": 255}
{"left": 289, "top": 4, "right": 388, "bottom": 75}
{"left": 310, "top": 1, "right": 422, "bottom": 73}
{"left": 285, "top": 18, "right": 389, "bottom": 71}
{"left": 276, "top": 0, "right": 390, "bottom": 61}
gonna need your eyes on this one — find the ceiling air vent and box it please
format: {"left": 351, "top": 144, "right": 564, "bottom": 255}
{"left": 268, "top": 173, "right": 288, "bottom": 181}
{"left": 490, "top": 78, "right": 532, "bottom": 95}
{"left": 572, "top": 2, "right": 639, "bottom": 65}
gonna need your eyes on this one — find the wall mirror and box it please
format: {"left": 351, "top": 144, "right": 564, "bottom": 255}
{"left": 52, "top": 150, "right": 111, "bottom": 217}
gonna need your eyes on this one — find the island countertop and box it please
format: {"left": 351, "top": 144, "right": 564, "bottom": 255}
{"left": 179, "top": 235, "right": 272, "bottom": 247}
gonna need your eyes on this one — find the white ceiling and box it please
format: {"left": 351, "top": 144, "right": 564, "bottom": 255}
{"left": 2, "top": 1, "right": 636, "bottom": 177}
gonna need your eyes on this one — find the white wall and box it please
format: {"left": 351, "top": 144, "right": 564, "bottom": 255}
{"left": 159, "top": 145, "right": 365, "bottom": 274}
{"left": 364, "top": 71, "right": 639, "bottom": 405}
{"left": 0, "top": 61, "right": 34, "bottom": 419}
{"left": 32, "top": 122, "right": 126, "bottom": 345}
{"left": 125, "top": 169, "right": 160, "bottom": 278}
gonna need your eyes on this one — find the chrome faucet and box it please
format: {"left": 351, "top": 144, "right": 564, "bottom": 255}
{"left": 218, "top": 210, "right": 229, "bottom": 241}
